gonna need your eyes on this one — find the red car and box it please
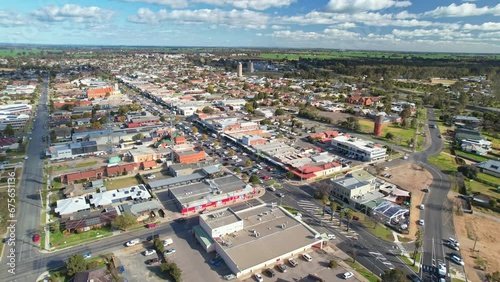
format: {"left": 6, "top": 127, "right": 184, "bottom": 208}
{"left": 262, "top": 175, "right": 271, "bottom": 180}
{"left": 147, "top": 223, "right": 158, "bottom": 228}
{"left": 33, "top": 233, "right": 40, "bottom": 243}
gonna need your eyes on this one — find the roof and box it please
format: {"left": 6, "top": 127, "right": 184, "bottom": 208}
{"left": 123, "top": 199, "right": 163, "bottom": 216}
{"left": 142, "top": 160, "right": 157, "bottom": 168}
{"left": 74, "top": 267, "right": 112, "bottom": 282}
{"left": 202, "top": 165, "right": 221, "bottom": 175}
{"left": 201, "top": 208, "right": 241, "bottom": 229}
{"left": 476, "top": 160, "right": 500, "bottom": 174}
{"left": 64, "top": 210, "right": 118, "bottom": 231}
{"left": 89, "top": 184, "right": 151, "bottom": 207}
{"left": 148, "top": 172, "right": 206, "bottom": 189}
{"left": 55, "top": 197, "right": 90, "bottom": 215}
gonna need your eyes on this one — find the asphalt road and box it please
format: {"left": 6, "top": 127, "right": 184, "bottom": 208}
{"left": 411, "top": 109, "right": 461, "bottom": 281}
{"left": 2, "top": 75, "right": 50, "bottom": 281}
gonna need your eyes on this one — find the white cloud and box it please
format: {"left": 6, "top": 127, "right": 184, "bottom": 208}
{"left": 271, "top": 25, "right": 288, "bottom": 30}
{"left": 392, "top": 28, "right": 472, "bottom": 40}
{"left": 423, "top": 3, "right": 500, "bottom": 18}
{"left": 32, "top": 4, "right": 113, "bottom": 23}
{"left": 193, "top": 0, "right": 296, "bottom": 10}
{"left": 128, "top": 8, "right": 269, "bottom": 29}
{"left": 325, "top": 0, "right": 411, "bottom": 13}
{"left": 120, "top": 0, "right": 188, "bottom": 8}
{"left": 463, "top": 22, "right": 500, "bottom": 31}
{"left": 0, "top": 10, "right": 26, "bottom": 27}
{"left": 394, "top": 11, "right": 417, "bottom": 19}
{"left": 336, "top": 22, "right": 357, "bottom": 29}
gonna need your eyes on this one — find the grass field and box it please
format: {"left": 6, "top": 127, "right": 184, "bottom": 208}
{"left": 361, "top": 217, "right": 394, "bottom": 241}
{"left": 344, "top": 260, "right": 379, "bottom": 282}
{"left": 0, "top": 48, "right": 63, "bottom": 57}
{"left": 104, "top": 176, "right": 140, "bottom": 190}
{"left": 455, "top": 151, "right": 489, "bottom": 163}
{"left": 358, "top": 118, "right": 418, "bottom": 147}
{"left": 50, "top": 227, "right": 113, "bottom": 249}
{"left": 428, "top": 152, "right": 459, "bottom": 173}
{"left": 51, "top": 161, "right": 99, "bottom": 171}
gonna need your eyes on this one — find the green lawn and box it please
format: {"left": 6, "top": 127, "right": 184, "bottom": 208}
{"left": 358, "top": 119, "right": 417, "bottom": 147}
{"left": 455, "top": 151, "right": 489, "bottom": 163}
{"left": 476, "top": 172, "right": 500, "bottom": 186}
{"left": 428, "top": 152, "right": 459, "bottom": 173}
{"left": 465, "top": 180, "right": 499, "bottom": 200}
{"left": 482, "top": 132, "right": 500, "bottom": 148}
{"left": 361, "top": 217, "right": 394, "bottom": 241}
{"left": 50, "top": 227, "right": 113, "bottom": 249}
{"left": 399, "top": 255, "right": 419, "bottom": 272}
{"left": 283, "top": 206, "right": 299, "bottom": 215}
{"left": 104, "top": 176, "right": 140, "bottom": 190}
{"left": 344, "top": 260, "right": 379, "bottom": 282}
{"left": 51, "top": 161, "right": 99, "bottom": 171}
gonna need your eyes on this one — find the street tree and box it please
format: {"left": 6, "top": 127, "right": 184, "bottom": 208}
{"left": 202, "top": 134, "right": 208, "bottom": 140}
{"left": 380, "top": 268, "right": 407, "bottom": 282}
{"left": 112, "top": 212, "right": 137, "bottom": 231}
{"left": 413, "top": 230, "right": 422, "bottom": 266}
{"left": 249, "top": 175, "right": 260, "bottom": 184}
{"left": 245, "top": 159, "right": 252, "bottom": 167}
{"left": 3, "top": 124, "right": 14, "bottom": 136}
{"left": 344, "top": 209, "right": 354, "bottom": 232}
{"left": 192, "top": 127, "right": 198, "bottom": 134}
{"left": 228, "top": 149, "right": 235, "bottom": 156}
{"left": 132, "top": 133, "right": 144, "bottom": 141}
{"left": 330, "top": 202, "right": 338, "bottom": 221}
{"left": 66, "top": 254, "right": 86, "bottom": 276}
{"left": 321, "top": 195, "right": 330, "bottom": 216}
{"left": 286, "top": 170, "right": 295, "bottom": 179}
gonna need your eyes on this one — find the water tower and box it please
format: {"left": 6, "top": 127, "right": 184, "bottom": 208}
{"left": 374, "top": 114, "right": 385, "bottom": 136}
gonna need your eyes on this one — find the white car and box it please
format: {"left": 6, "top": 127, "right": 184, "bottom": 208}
{"left": 125, "top": 238, "right": 140, "bottom": 247}
{"left": 302, "top": 253, "right": 312, "bottom": 262}
{"left": 143, "top": 249, "right": 156, "bottom": 256}
{"left": 342, "top": 272, "right": 354, "bottom": 279}
{"left": 438, "top": 262, "right": 447, "bottom": 276}
{"left": 83, "top": 252, "right": 92, "bottom": 260}
{"left": 418, "top": 204, "right": 425, "bottom": 210}
{"left": 450, "top": 253, "right": 464, "bottom": 266}
{"left": 288, "top": 258, "right": 298, "bottom": 267}
{"left": 254, "top": 273, "right": 264, "bottom": 282}
{"left": 447, "top": 238, "right": 460, "bottom": 247}
{"left": 164, "top": 248, "right": 176, "bottom": 255}
{"left": 327, "top": 234, "right": 336, "bottom": 240}
{"left": 418, "top": 219, "right": 425, "bottom": 226}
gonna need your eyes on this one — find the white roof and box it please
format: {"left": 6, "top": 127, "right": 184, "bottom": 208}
{"left": 55, "top": 197, "right": 90, "bottom": 215}
{"left": 89, "top": 184, "right": 151, "bottom": 207}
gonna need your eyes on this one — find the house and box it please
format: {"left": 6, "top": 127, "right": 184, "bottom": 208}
{"left": 73, "top": 267, "right": 112, "bottom": 282}
{"left": 475, "top": 160, "right": 500, "bottom": 178}
{"left": 106, "top": 164, "right": 135, "bottom": 176}
{"left": 0, "top": 137, "right": 20, "bottom": 150}
{"left": 453, "top": 115, "right": 482, "bottom": 130}
{"left": 52, "top": 127, "right": 73, "bottom": 141}
{"left": 63, "top": 168, "right": 105, "bottom": 184}
{"left": 63, "top": 209, "right": 118, "bottom": 233}
{"left": 62, "top": 183, "right": 96, "bottom": 198}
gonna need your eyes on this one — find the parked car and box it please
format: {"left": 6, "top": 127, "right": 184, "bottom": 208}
{"left": 147, "top": 223, "right": 158, "bottom": 228}
{"left": 144, "top": 173, "right": 155, "bottom": 179}
{"left": 447, "top": 238, "right": 460, "bottom": 246}
{"left": 276, "top": 192, "right": 285, "bottom": 198}
{"left": 277, "top": 263, "right": 287, "bottom": 273}
{"left": 147, "top": 258, "right": 160, "bottom": 265}
{"left": 418, "top": 204, "right": 425, "bottom": 210}
{"left": 264, "top": 268, "right": 275, "bottom": 277}
{"left": 254, "top": 273, "right": 264, "bottom": 282}
{"left": 450, "top": 253, "right": 464, "bottom": 265}
{"left": 223, "top": 274, "right": 236, "bottom": 280}
{"left": 32, "top": 233, "right": 40, "bottom": 243}
{"left": 418, "top": 219, "right": 425, "bottom": 226}
{"left": 327, "top": 234, "right": 336, "bottom": 240}
{"left": 83, "top": 252, "right": 92, "bottom": 259}
{"left": 164, "top": 248, "right": 176, "bottom": 255}
{"left": 302, "top": 253, "right": 312, "bottom": 262}
{"left": 143, "top": 249, "right": 156, "bottom": 256}
{"left": 262, "top": 175, "right": 271, "bottom": 180}
{"left": 288, "top": 258, "right": 298, "bottom": 267}
{"left": 342, "top": 272, "right": 354, "bottom": 279}
{"left": 267, "top": 186, "right": 276, "bottom": 192}
{"left": 438, "top": 262, "right": 447, "bottom": 276}
{"left": 174, "top": 218, "right": 187, "bottom": 223}
{"left": 407, "top": 273, "right": 422, "bottom": 282}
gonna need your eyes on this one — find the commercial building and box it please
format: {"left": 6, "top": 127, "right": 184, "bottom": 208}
{"left": 48, "top": 141, "right": 100, "bottom": 160}
{"left": 86, "top": 86, "right": 114, "bottom": 99}
{"left": 330, "top": 171, "right": 377, "bottom": 203}
{"left": 241, "top": 135, "right": 267, "bottom": 146}
{"left": 174, "top": 147, "right": 206, "bottom": 164}
{"left": 89, "top": 184, "right": 151, "bottom": 208}
{"left": 0, "top": 114, "right": 30, "bottom": 130}
{"left": 168, "top": 175, "right": 255, "bottom": 214}
{"left": 194, "top": 204, "right": 323, "bottom": 277}
{"left": 0, "top": 104, "right": 32, "bottom": 115}
{"left": 128, "top": 147, "right": 161, "bottom": 163}
{"left": 330, "top": 136, "right": 386, "bottom": 162}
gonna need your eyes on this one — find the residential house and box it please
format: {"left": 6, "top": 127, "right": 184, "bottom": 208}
{"left": 475, "top": 160, "right": 500, "bottom": 178}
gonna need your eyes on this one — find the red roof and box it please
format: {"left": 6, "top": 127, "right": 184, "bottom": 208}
{"left": 142, "top": 160, "right": 157, "bottom": 169}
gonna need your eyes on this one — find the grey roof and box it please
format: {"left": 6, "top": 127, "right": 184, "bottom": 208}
{"left": 332, "top": 177, "right": 369, "bottom": 190}
{"left": 148, "top": 172, "right": 206, "bottom": 189}
{"left": 202, "top": 165, "right": 221, "bottom": 175}
{"left": 121, "top": 199, "right": 163, "bottom": 216}
{"left": 475, "top": 160, "right": 500, "bottom": 174}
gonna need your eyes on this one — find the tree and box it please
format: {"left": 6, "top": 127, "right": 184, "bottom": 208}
{"left": 3, "top": 124, "right": 14, "bottom": 136}
{"left": 60, "top": 104, "right": 73, "bottom": 111}
{"left": 245, "top": 159, "right": 252, "bottom": 167}
{"left": 112, "top": 212, "right": 137, "bottom": 231}
{"left": 338, "top": 209, "right": 343, "bottom": 227}
{"left": 322, "top": 195, "right": 330, "bottom": 216}
{"left": 329, "top": 260, "right": 338, "bottom": 268}
{"left": 286, "top": 170, "right": 295, "bottom": 179}
{"left": 330, "top": 202, "right": 338, "bottom": 221}
{"left": 192, "top": 127, "right": 198, "bottom": 134}
{"left": 202, "top": 134, "right": 208, "bottom": 140}
{"left": 66, "top": 254, "right": 86, "bottom": 276}
{"left": 202, "top": 106, "right": 215, "bottom": 114}
{"left": 50, "top": 221, "right": 60, "bottom": 235}
{"left": 413, "top": 230, "right": 422, "bottom": 266}
{"left": 244, "top": 102, "right": 254, "bottom": 113}
{"left": 132, "top": 133, "right": 144, "bottom": 141}
{"left": 249, "top": 175, "right": 260, "bottom": 184}
{"left": 228, "top": 149, "right": 235, "bottom": 156}
{"left": 153, "top": 237, "right": 165, "bottom": 253}
{"left": 380, "top": 268, "right": 407, "bottom": 282}
{"left": 385, "top": 132, "right": 394, "bottom": 140}
{"left": 275, "top": 108, "right": 285, "bottom": 116}
{"left": 344, "top": 209, "right": 354, "bottom": 232}
{"left": 400, "top": 106, "right": 412, "bottom": 119}
{"left": 458, "top": 165, "right": 478, "bottom": 179}
{"left": 486, "top": 271, "right": 500, "bottom": 282}
{"left": 214, "top": 141, "right": 220, "bottom": 147}
{"left": 160, "top": 262, "right": 182, "bottom": 282}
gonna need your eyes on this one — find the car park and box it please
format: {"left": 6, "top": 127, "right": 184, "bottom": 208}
{"left": 264, "top": 268, "right": 275, "bottom": 277}
{"left": 288, "top": 258, "right": 298, "bottom": 267}
{"left": 302, "top": 253, "right": 312, "bottom": 262}
{"left": 342, "top": 272, "right": 354, "bottom": 279}
{"left": 143, "top": 249, "right": 156, "bottom": 256}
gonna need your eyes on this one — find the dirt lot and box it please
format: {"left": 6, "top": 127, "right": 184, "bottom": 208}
{"left": 452, "top": 199, "right": 500, "bottom": 282}
{"left": 385, "top": 163, "right": 434, "bottom": 240}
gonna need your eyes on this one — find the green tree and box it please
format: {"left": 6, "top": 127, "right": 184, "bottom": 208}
{"left": 330, "top": 202, "right": 338, "bottom": 221}
{"left": 458, "top": 165, "right": 479, "bottom": 179}
{"left": 112, "top": 212, "right": 137, "bottom": 231}
{"left": 132, "top": 133, "right": 144, "bottom": 141}
{"left": 321, "top": 195, "right": 330, "bottom": 216}
{"left": 66, "top": 254, "right": 86, "bottom": 276}
{"left": 202, "top": 134, "right": 208, "bottom": 140}
{"left": 244, "top": 102, "right": 254, "bottom": 113}
{"left": 192, "top": 127, "right": 198, "bottom": 134}
{"left": 153, "top": 237, "right": 165, "bottom": 253}
{"left": 286, "top": 170, "right": 295, "bottom": 179}
{"left": 202, "top": 106, "right": 215, "bottom": 114}
{"left": 60, "top": 104, "right": 73, "bottom": 111}
{"left": 249, "top": 175, "right": 260, "bottom": 184}
{"left": 275, "top": 108, "right": 285, "bottom": 116}
{"left": 380, "top": 268, "right": 407, "bottom": 282}
{"left": 385, "top": 132, "right": 394, "bottom": 140}
{"left": 3, "top": 124, "right": 14, "bottom": 136}
{"left": 486, "top": 271, "right": 500, "bottom": 282}
{"left": 50, "top": 221, "right": 60, "bottom": 235}
{"left": 329, "top": 260, "right": 338, "bottom": 268}
{"left": 245, "top": 159, "right": 252, "bottom": 167}
{"left": 160, "top": 262, "right": 182, "bottom": 282}
{"left": 228, "top": 149, "right": 235, "bottom": 156}
{"left": 400, "top": 106, "right": 412, "bottom": 119}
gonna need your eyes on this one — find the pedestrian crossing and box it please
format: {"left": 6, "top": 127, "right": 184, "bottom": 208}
{"left": 369, "top": 252, "right": 395, "bottom": 269}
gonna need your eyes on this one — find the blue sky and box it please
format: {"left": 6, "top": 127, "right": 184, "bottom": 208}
{"left": 1, "top": 0, "right": 499, "bottom": 53}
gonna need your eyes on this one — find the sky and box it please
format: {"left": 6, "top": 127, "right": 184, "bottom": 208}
{"left": 0, "top": 0, "right": 500, "bottom": 53}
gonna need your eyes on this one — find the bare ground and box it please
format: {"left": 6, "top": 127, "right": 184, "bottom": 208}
{"left": 451, "top": 192, "right": 500, "bottom": 282}
{"left": 385, "top": 163, "right": 434, "bottom": 240}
